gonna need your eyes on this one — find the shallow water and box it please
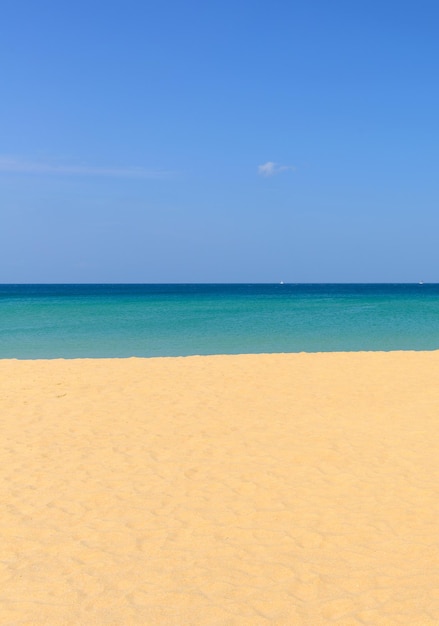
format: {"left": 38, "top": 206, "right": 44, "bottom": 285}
{"left": 1, "top": 283, "right": 439, "bottom": 358}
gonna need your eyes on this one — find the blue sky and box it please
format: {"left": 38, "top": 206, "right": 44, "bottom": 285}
{"left": 1, "top": 0, "right": 438, "bottom": 282}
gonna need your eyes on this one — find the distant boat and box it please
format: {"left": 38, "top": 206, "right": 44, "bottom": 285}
{"left": 419, "top": 281, "right": 424, "bottom": 285}
{"left": 280, "top": 281, "right": 284, "bottom": 285}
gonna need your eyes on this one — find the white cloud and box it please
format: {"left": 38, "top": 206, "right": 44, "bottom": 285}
{"left": 0, "top": 156, "right": 170, "bottom": 179}
{"left": 258, "top": 161, "right": 296, "bottom": 177}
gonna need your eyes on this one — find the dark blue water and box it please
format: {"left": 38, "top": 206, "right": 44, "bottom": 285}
{"left": 1, "top": 284, "right": 438, "bottom": 358}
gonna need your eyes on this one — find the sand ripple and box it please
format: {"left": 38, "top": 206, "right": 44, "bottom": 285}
{"left": 1, "top": 352, "right": 439, "bottom": 624}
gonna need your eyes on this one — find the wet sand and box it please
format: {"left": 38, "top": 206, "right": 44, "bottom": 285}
{"left": 1, "top": 352, "right": 439, "bottom": 625}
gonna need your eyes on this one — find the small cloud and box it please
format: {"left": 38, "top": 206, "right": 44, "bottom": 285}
{"left": 258, "top": 161, "right": 276, "bottom": 177}
{"left": 258, "top": 161, "right": 296, "bottom": 177}
{"left": 0, "top": 156, "right": 171, "bottom": 179}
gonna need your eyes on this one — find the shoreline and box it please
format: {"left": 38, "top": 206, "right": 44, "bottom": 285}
{"left": 2, "top": 345, "right": 439, "bottom": 361}
{"left": 1, "top": 351, "right": 438, "bottom": 624}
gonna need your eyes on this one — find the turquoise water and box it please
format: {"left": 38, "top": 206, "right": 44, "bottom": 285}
{"left": 1, "top": 284, "right": 439, "bottom": 358}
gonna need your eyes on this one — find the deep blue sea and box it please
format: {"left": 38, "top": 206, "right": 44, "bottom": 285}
{"left": 1, "top": 284, "right": 439, "bottom": 358}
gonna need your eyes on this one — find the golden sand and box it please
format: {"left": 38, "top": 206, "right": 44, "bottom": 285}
{"left": 1, "top": 352, "right": 439, "bottom": 625}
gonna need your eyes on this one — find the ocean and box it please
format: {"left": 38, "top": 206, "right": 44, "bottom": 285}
{"left": 1, "top": 283, "right": 439, "bottom": 359}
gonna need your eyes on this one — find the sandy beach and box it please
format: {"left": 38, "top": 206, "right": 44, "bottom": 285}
{"left": 1, "top": 351, "right": 439, "bottom": 625}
